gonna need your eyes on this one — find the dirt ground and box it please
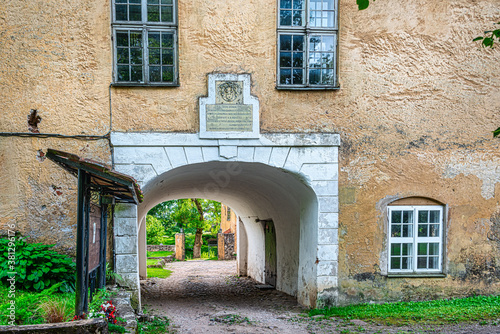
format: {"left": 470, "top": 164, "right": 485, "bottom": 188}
{"left": 140, "top": 260, "right": 500, "bottom": 334}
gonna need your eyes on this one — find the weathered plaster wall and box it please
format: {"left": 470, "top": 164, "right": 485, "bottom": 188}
{"left": 1, "top": 0, "right": 500, "bottom": 304}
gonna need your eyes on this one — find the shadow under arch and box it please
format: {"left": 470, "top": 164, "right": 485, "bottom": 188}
{"left": 136, "top": 161, "right": 319, "bottom": 306}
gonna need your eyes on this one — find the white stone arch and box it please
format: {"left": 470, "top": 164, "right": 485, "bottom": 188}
{"left": 111, "top": 132, "right": 340, "bottom": 307}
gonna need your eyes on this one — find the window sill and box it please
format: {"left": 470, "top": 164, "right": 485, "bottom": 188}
{"left": 111, "top": 83, "right": 179, "bottom": 88}
{"left": 276, "top": 85, "right": 340, "bottom": 91}
{"left": 387, "top": 273, "right": 446, "bottom": 278}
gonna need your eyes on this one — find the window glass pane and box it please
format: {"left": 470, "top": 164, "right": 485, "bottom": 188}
{"left": 417, "top": 257, "right": 427, "bottom": 269}
{"left": 292, "top": 10, "right": 303, "bottom": 26}
{"left": 148, "top": 33, "right": 161, "bottom": 47}
{"left": 293, "top": 53, "right": 303, "bottom": 67}
{"left": 117, "top": 65, "right": 130, "bottom": 81}
{"left": 309, "top": 69, "right": 320, "bottom": 85}
{"left": 429, "top": 257, "right": 438, "bottom": 269}
{"left": 130, "top": 32, "right": 142, "bottom": 47}
{"left": 418, "top": 243, "right": 427, "bottom": 255}
{"left": 148, "top": 5, "right": 160, "bottom": 21}
{"left": 280, "top": 10, "right": 292, "bottom": 26}
{"left": 149, "top": 66, "right": 161, "bottom": 81}
{"left": 310, "top": 36, "right": 321, "bottom": 51}
{"left": 430, "top": 211, "right": 440, "bottom": 223}
{"left": 162, "top": 49, "right": 174, "bottom": 65}
{"left": 129, "top": 4, "right": 141, "bottom": 21}
{"left": 116, "top": 0, "right": 127, "bottom": 3}
{"left": 130, "top": 0, "right": 141, "bottom": 3}
{"left": 148, "top": 0, "right": 159, "bottom": 3}
{"left": 391, "top": 257, "right": 401, "bottom": 270}
{"left": 116, "top": 32, "right": 129, "bottom": 47}
{"left": 149, "top": 49, "right": 160, "bottom": 65}
{"left": 391, "top": 243, "right": 401, "bottom": 256}
{"left": 430, "top": 224, "right": 439, "bottom": 237}
{"left": 280, "top": 35, "right": 292, "bottom": 51}
{"left": 402, "top": 243, "right": 412, "bottom": 256}
{"left": 429, "top": 243, "right": 439, "bottom": 255}
{"left": 293, "top": 0, "right": 304, "bottom": 9}
{"left": 321, "top": 69, "right": 334, "bottom": 84}
{"left": 418, "top": 224, "right": 428, "bottom": 237}
{"left": 292, "top": 69, "right": 304, "bottom": 84}
{"left": 402, "top": 257, "right": 409, "bottom": 269}
{"left": 162, "top": 33, "right": 174, "bottom": 48}
{"left": 391, "top": 211, "right": 401, "bottom": 225}
{"left": 419, "top": 211, "right": 429, "bottom": 224}
{"left": 323, "top": 35, "right": 335, "bottom": 51}
{"left": 117, "top": 48, "right": 129, "bottom": 64}
{"left": 391, "top": 224, "right": 401, "bottom": 238}
{"left": 280, "top": 0, "right": 292, "bottom": 9}
{"left": 161, "top": 6, "right": 173, "bottom": 22}
{"left": 280, "top": 52, "right": 292, "bottom": 67}
{"left": 161, "top": 0, "right": 173, "bottom": 4}
{"left": 292, "top": 35, "right": 304, "bottom": 51}
{"left": 131, "top": 66, "right": 142, "bottom": 81}
{"left": 130, "top": 48, "right": 142, "bottom": 64}
{"left": 280, "top": 69, "right": 292, "bottom": 84}
{"left": 403, "top": 211, "right": 413, "bottom": 225}
{"left": 115, "top": 5, "right": 128, "bottom": 21}
{"left": 162, "top": 66, "right": 174, "bottom": 82}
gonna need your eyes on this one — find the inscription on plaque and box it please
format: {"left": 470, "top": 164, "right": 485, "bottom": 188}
{"left": 199, "top": 73, "right": 259, "bottom": 139}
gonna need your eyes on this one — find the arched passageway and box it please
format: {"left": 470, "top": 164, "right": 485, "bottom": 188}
{"left": 111, "top": 132, "right": 340, "bottom": 308}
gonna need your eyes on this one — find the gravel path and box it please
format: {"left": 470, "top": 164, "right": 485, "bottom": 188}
{"left": 140, "top": 260, "right": 500, "bottom": 334}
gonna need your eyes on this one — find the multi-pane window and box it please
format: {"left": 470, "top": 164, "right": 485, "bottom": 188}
{"left": 112, "top": 0, "right": 178, "bottom": 85}
{"left": 277, "top": 0, "right": 338, "bottom": 88}
{"left": 388, "top": 206, "right": 443, "bottom": 273}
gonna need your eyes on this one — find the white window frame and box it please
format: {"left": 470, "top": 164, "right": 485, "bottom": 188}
{"left": 276, "top": 0, "right": 339, "bottom": 89}
{"left": 111, "top": 0, "right": 179, "bottom": 86}
{"left": 387, "top": 205, "right": 444, "bottom": 274}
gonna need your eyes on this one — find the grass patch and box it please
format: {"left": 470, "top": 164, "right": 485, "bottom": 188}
{"left": 147, "top": 250, "right": 174, "bottom": 257}
{"left": 146, "top": 259, "right": 161, "bottom": 266}
{"left": 309, "top": 295, "right": 500, "bottom": 325}
{"left": 147, "top": 267, "right": 172, "bottom": 279}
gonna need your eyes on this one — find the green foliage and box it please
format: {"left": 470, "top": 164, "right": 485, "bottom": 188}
{"left": 357, "top": 0, "right": 374, "bottom": 10}
{"left": 493, "top": 127, "right": 500, "bottom": 138}
{"left": 137, "top": 316, "right": 170, "bottom": 334}
{"left": 146, "top": 216, "right": 167, "bottom": 245}
{"left": 473, "top": 22, "right": 500, "bottom": 48}
{"left": 0, "top": 236, "right": 76, "bottom": 293}
{"left": 0, "top": 283, "right": 74, "bottom": 325}
{"left": 106, "top": 262, "right": 122, "bottom": 285}
{"left": 147, "top": 267, "right": 172, "bottom": 278}
{"left": 309, "top": 295, "right": 500, "bottom": 325}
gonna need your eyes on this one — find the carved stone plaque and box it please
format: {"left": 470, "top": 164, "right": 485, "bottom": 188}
{"left": 200, "top": 74, "right": 260, "bottom": 139}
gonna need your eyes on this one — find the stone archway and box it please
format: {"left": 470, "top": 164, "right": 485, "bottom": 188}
{"left": 111, "top": 132, "right": 340, "bottom": 308}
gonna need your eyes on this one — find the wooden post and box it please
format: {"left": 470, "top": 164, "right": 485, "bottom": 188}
{"left": 175, "top": 233, "right": 185, "bottom": 261}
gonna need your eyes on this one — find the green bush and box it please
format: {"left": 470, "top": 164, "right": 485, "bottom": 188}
{"left": 0, "top": 236, "right": 76, "bottom": 292}
{"left": 146, "top": 216, "right": 167, "bottom": 245}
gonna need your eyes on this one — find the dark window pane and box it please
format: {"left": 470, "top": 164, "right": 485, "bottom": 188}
{"left": 117, "top": 65, "right": 130, "bottom": 81}
{"left": 292, "top": 69, "right": 303, "bottom": 84}
{"left": 117, "top": 48, "right": 129, "bottom": 64}
{"left": 402, "top": 225, "right": 408, "bottom": 237}
{"left": 391, "top": 243, "right": 401, "bottom": 256}
{"left": 161, "top": 6, "right": 173, "bottom": 22}
{"left": 280, "top": 52, "right": 291, "bottom": 67}
{"left": 429, "top": 257, "right": 438, "bottom": 269}
{"left": 162, "top": 66, "right": 174, "bottom": 82}
{"left": 402, "top": 257, "right": 408, "bottom": 269}
{"left": 130, "top": 0, "right": 141, "bottom": 3}
{"left": 391, "top": 257, "right": 400, "bottom": 270}
{"left": 418, "top": 243, "right": 427, "bottom": 255}
{"left": 417, "top": 257, "right": 427, "bottom": 269}
{"left": 402, "top": 243, "right": 410, "bottom": 256}
{"left": 280, "top": 10, "right": 292, "bottom": 26}
{"left": 149, "top": 49, "right": 160, "bottom": 65}
{"left": 292, "top": 52, "right": 303, "bottom": 67}
{"left": 430, "top": 211, "right": 440, "bottom": 224}
{"left": 292, "top": 10, "right": 303, "bottom": 26}
{"left": 280, "top": 69, "right": 291, "bottom": 85}
{"left": 116, "top": 0, "right": 127, "bottom": 3}
{"left": 292, "top": 0, "right": 304, "bottom": 9}
{"left": 292, "top": 35, "right": 304, "bottom": 51}
{"left": 391, "top": 225, "right": 401, "bottom": 238}
{"left": 148, "top": 0, "right": 159, "bottom": 3}
{"left": 130, "top": 32, "right": 142, "bottom": 47}
{"left": 148, "top": 33, "right": 160, "bottom": 47}
{"left": 162, "top": 49, "right": 174, "bottom": 65}
{"left": 149, "top": 66, "right": 161, "bottom": 82}
{"left": 403, "top": 211, "right": 413, "bottom": 225}
{"left": 321, "top": 69, "right": 334, "bottom": 84}
{"left": 418, "top": 224, "right": 428, "bottom": 237}
{"left": 162, "top": 33, "right": 174, "bottom": 48}
{"left": 161, "top": 0, "right": 173, "bottom": 4}
{"left": 115, "top": 5, "right": 128, "bottom": 21}
{"left": 116, "top": 32, "right": 129, "bottom": 47}
{"left": 430, "top": 224, "right": 439, "bottom": 237}
{"left": 129, "top": 5, "right": 141, "bottom": 21}
{"left": 131, "top": 66, "right": 142, "bottom": 81}
{"left": 309, "top": 69, "right": 320, "bottom": 84}
{"left": 280, "top": 0, "right": 292, "bottom": 9}
{"left": 419, "top": 211, "right": 428, "bottom": 224}
{"left": 391, "top": 211, "right": 401, "bottom": 225}
{"left": 280, "top": 35, "right": 292, "bottom": 51}
{"left": 130, "top": 48, "right": 142, "bottom": 64}
{"left": 148, "top": 5, "right": 160, "bottom": 21}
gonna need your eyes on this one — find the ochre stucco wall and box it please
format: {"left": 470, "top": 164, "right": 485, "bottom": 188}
{"left": 1, "top": 0, "right": 499, "bottom": 301}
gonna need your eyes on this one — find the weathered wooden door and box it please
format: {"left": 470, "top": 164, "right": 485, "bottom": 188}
{"left": 264, "top": 220, "right": 277, "bottom": 287}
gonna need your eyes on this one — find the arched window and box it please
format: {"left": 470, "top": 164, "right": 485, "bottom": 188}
{"left": 387, "top": 197, "right": 444, "bottom": 274}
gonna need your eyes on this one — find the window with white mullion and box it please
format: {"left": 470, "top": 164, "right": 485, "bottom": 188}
{"left": 388, "top": 205, "right": 443, "bottom": 273}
